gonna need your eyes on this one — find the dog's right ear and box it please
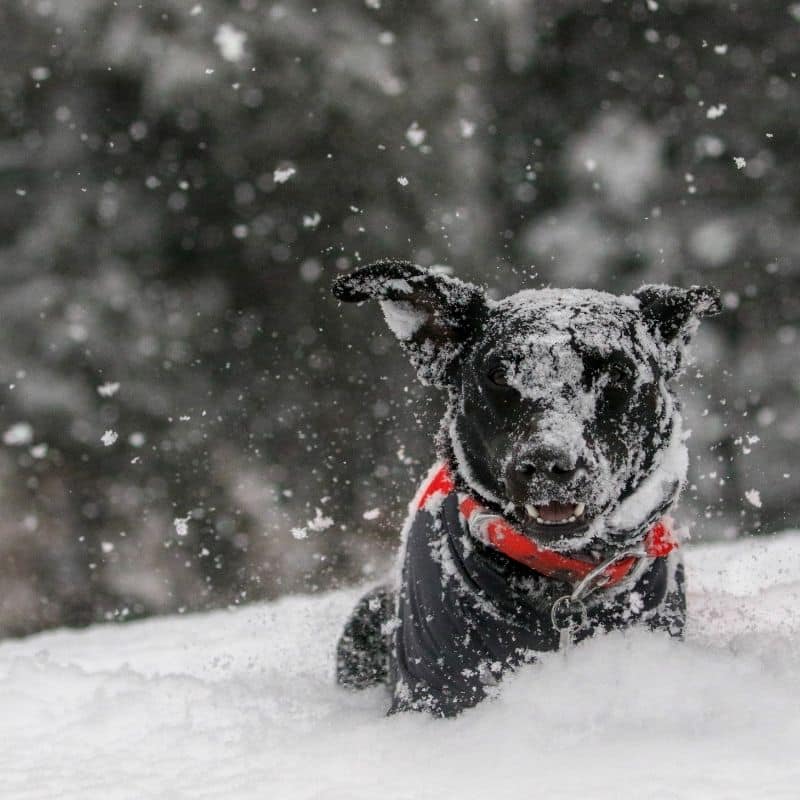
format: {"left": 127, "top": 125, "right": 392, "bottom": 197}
{"left": 332, "top": 260, "right": 487, "bottom": 387}
{"left": 634, "top": 283, "right": 721, "bottom": 374}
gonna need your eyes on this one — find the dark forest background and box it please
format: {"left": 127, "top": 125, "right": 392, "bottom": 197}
{"left": 0, "top": 0, "right": 797, "bottom": 637}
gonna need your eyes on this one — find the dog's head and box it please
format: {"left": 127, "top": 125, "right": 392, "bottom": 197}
{"left": 334, "top": 261, "right": 720, "bottom": 554}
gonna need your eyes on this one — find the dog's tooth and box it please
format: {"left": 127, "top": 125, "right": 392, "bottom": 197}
{"left": 567, "top": 516, "right": 575, "bottom": 523}
{"left": 525, "top": 504, "right": 537, "bottom": 518}
{"left": 574, "top": 502, "right": 585, "bottom": 517}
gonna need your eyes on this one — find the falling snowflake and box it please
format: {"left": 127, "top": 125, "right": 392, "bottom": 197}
{"left": 292, "top": 508, "right": 334, "bottom": 539}
{"left": 405, "top": 122, "right": 427, "bottom": 147}
{"left": 706, "top": 104, "right": 727, "bottom": 120}
{"left": 302, "top": 212, "right": 321, "bottom": 229}
{"left": 101, "top": 430, "right": 118, "bottom": 447}
{"left": 397, "top": 176, "right": 409, "bottom": 186}
{"left": 733, "top": 156, "right": 747, "bottom": 170}
{"left": 214, "top": 24, "right": 247, "bottom": 63}
{"left": 3, "top": 423, "right": 33, "bottom": 446}
{"left": 362, "top": 508, "right": 381, "bottom": 520}
{"left": 97, "top": 382, "right": 120, "bottom": 397}
{"left": 308, "top": 508, "right": 334, "bottom": 532}
{"left": 174, "top": 515, "right": 191, "bottom": 537}
{"left": 274, "top": 166, "right": 296, "bottom": 184}
{"left": 744, "top": 490, "right": 762, "bottom": 508}
{"left": 459, "top": 119, "right": 476, "bottom": 138}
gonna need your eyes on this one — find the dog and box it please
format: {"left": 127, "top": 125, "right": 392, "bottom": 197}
{"left": 332, "top": 260, "right": 720, "bottom": 717}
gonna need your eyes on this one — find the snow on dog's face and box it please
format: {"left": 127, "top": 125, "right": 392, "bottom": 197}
{"left": 334, "top": 261, "right": 720, "bottom": 554}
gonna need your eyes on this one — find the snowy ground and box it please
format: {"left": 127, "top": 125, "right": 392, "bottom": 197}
{"left": 2, "top": 534, "right": 800, "bottom": 800}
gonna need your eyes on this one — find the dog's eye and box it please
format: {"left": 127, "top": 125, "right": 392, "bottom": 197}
{"left": 487, "top": 367, "right": 510, "bottom": 387}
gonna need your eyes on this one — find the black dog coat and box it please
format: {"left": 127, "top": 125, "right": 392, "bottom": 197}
{"left": 386, "top": 463, "right": 685, "bottom": 717}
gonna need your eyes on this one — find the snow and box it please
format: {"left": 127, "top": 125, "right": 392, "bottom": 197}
{"left": 2, "top": 422, "right": 33, "bottom": 446}
{"left": 273, "top": 166, "right": 296, "bottom": 184}
{"left": 405, "top": 122, "right": 426, "bottom": 147}
{"left": 745, "top": 489, "right": 762, "bottom": 508}
{"left": 97, "top": 381, "right": 120, "bottom": 397}
{"left": 3, "top": 533, "right": 800, "bottom": 799}
{"left": 173, "top": 515, "right": 190, "bottom": 537}
{"left": 214, "top": 24, "right": 247, "bottom": 63}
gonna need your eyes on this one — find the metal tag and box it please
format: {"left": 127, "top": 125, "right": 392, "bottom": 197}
{"left": 550, "top": 595, "right": 588, "bottom": 651}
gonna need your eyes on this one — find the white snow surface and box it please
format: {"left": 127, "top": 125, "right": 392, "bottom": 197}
{"left": 3, "top": 533, "right": 800, "bottom": 799}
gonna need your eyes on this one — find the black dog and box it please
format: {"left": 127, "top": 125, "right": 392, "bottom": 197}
{"left": 333, "top": 261, "right": 720, "bottom": 717}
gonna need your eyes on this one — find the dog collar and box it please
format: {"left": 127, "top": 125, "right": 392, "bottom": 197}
{"left": 417, "top": 463, "right": 678, "bottom": 589}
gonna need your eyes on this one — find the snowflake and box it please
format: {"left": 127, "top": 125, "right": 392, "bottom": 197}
{"left": 744, "top": 489, "right": 762, "bottom": 508}
{"left": 274, "top": 166, "right": 296, "bottom": 184}
{"left": 706, "top": 104, "right": 727, "bottom": 120}
{"left": 3, "top": 422, "right": 33, "bottom": 446}
{"left": 174, "top": 515, "right": 191, "bottom": 537}
{"left": 214, "top": 24, "right": 247, "bottom": 62}
{"left": 97, "top": 382, "right": 120, "bottom": 397}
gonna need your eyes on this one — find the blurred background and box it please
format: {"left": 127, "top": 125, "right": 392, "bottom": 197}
{"left": 0, "top": 0, "right": 796, "bottom": 638}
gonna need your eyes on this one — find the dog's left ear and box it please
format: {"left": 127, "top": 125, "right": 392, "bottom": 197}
{"left": 333, "top": 260, "right": 488, "bottom": 387}
{"left": 634, "top": 284, "right": 721, "bottom": 369}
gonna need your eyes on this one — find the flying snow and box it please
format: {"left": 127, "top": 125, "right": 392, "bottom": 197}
{"left": 706, "top": 104, "right": 727, "bottom": 119}
{"left": 273, "top": 166, "right": 297, "bottom": 184}
{"left": 292, "top": 508, "right": 334, "bottom": 539}
{"left": 97, "top": 382, "right": 120, "bottom": 397}
{"left": 2, "top": 422, "right": 33, "bottom": 446}
{"left": 214, "top": 24, "right": 247, "bottom": 62}
{"left": 405, "top": 122, "right": 427, "bottom": 147}
{"left": 745, "top": 489, "right": 762, "bottom": 508}
{"left": 174, "top": 515, "right": 190, "bottom": 537}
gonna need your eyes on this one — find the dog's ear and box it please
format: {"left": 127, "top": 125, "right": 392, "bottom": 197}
{"left": 333, "top": 260, "right": 488, "bottom": 387}
{"left": 634, "top": 283, "right": 721, "bottom": 371}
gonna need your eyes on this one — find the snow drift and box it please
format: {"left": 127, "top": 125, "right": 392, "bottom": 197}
{"left": 2, "top": 534, "right": 800, "bottom": 800}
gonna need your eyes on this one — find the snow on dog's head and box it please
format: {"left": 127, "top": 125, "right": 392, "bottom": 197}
{"left": 334, "top": 261, "right": 720, "bottom": 554}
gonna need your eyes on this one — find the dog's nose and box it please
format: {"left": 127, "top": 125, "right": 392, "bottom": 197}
{"left": 515, "top": 447, "right": 580, "bottom": 482}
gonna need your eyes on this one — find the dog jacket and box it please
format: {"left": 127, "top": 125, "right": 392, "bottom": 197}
{"left": 389, "top": 463, "right": 685, "bottom": 716}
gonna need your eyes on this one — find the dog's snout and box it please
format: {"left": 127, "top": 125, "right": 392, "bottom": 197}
{"left": 515, "top": 446, "right": 581, "bottom": 483}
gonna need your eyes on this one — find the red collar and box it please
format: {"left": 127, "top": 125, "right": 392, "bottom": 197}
{"left": 417, "top": 463, "right": 678, "bottom": 589}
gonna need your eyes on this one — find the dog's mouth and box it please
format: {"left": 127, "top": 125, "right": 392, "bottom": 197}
{"left": 524, "top": 501, "right": 586, "bottom": 526}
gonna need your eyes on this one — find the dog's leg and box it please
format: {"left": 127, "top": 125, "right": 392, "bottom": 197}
{"left": 336, "top": 586, "right": 394, "bottom": 690}
{"left": 646, "top": 559, "right": 687, "bottom": 638}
